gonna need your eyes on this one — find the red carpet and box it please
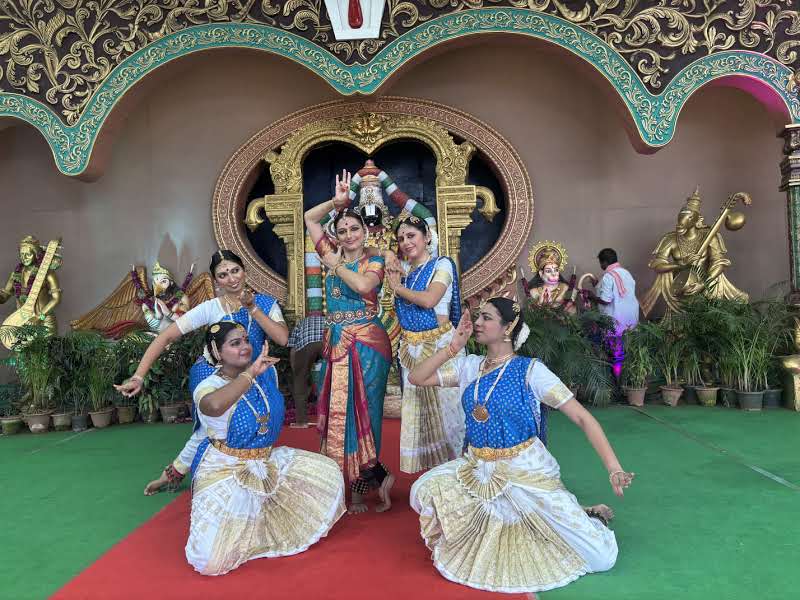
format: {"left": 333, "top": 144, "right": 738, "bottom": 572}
{"left": 53, "top": 419, "right": 531, "bottom": 600}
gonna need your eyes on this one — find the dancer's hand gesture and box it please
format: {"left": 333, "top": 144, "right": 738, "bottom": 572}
{"left": 240, "top": 286, "right": 255, "bottom": 310}
{"left": 333, "top": 169, "right": 351, "bottom": 210}
{"left": 449, "top": 312, "right": 473, "bottom": 353}
{"left": 246, "top": 344, "right": 279, "bottom": 379}
{"left": 609, "top": 470, "right": 635, "bottom": 497}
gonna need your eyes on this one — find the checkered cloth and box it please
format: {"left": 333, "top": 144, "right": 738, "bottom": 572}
{"left": 287, "top": 315, "right": 325, "bottom": 350}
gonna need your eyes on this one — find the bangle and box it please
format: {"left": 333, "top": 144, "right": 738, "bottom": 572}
{"left": 446, "top": 344, "right": 458, "bottom": 360}
{"left": 248, "top": 306, "right": 259, "bottom": 315}
{"left": 333, "top": 263, "right": 342, "bottom": 277}
{"left": 240, "top": 371, "right": 255, "bottom": 386}
{"left": 609, "top": 470, "right": 625, "bottom": 484}
{"left": 130, "top": 374, "right": 144, "bottom": 384}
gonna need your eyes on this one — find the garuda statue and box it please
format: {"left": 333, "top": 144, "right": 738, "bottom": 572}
{"left": 640, "top": 187, "right": 751, "bottom": 317}
{"left": 71, "top": 261, "right": 214, "bottom": 337}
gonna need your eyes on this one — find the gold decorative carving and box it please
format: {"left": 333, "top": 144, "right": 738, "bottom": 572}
{"left": 1, "top": 1, "right": 797, "bottom": 126}
{"left": 213, "top": 97, "right": 533, "bottom": 308}
{"left": 244, "top": 194, "right": 305, "bottom": 318}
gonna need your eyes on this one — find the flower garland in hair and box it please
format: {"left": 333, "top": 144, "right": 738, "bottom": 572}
{"left": 12, "top": 249, "right": 45, "bottom": 302}
{"left": 514, "top": 322, "right": 531, "bottom": 351}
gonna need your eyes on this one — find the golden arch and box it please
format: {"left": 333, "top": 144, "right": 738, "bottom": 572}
{"left": 212, "top": 97, "right": 533, "bottom": 316}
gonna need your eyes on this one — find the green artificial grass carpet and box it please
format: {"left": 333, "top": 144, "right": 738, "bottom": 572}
{"left": 1, "top": 406, "right": 797, "bottom": 599}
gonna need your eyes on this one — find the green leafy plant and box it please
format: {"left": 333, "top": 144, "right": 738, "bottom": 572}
{"left": 636, "top": 320, "right": 685, "bottom": 388}
{"left": 0, "top": 382, "right": 22, "bottom": 417}
{"left": 518, "top": 305, "right": 614, "bottom": 407}
{"left": 620, "top": 325, "right": 654, "bottom": 389}
{"left": 4, "top": 324, "right": 56, "bottom": 414}
{"left": 139, "top": 330, "right": 205, "bottom": 415}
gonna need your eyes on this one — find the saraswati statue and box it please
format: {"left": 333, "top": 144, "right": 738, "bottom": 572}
{"left": 640, "top": 187, "right": 751, "bottom": 317}
{"left": 0, "top": 236, "right": 63, "bottom": 348}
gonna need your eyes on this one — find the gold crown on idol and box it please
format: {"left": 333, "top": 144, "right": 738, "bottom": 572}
{"left": 683, "top": 186, "right": 702, "bottom": 213}
{"left": 152, "top": 261, "right": 173, "bottom": 279}
{"left": 528, "top": 240, "right": 568, "bottom": 273}
{"left": 19, "top": 235, "right": 41, "bottom": 250}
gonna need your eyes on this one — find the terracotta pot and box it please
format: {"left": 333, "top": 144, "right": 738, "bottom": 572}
{"left": 51, "top": 412, "right": 72, "bottom": 431}
{"left": 25, "top": 412, "right": 51, "bottom": 434}
{"left": 160, "top": 403, "right": 182, "bottom": 424}
{"left": 660, "top": 386, "right": 683, "bottom": 407}
{"left": 89, "top": 408, "right": 114, "bottom": 428}
{"left": 71, "top": 414, "right": 88, "bottom": 432}
{"left": 762, "top": 388, "right": 783, "bottom": 409}
{"left": 624, "top": 387, "right": 647, "bottom": 407}
{"left": 737, "top": 391, "right": 763, "bottom": 411}
{"left": 1, "top": 417, "right": 23, "bottom": 435}
{"left": 695, "top": 387, "right": 719, "bottom": 407}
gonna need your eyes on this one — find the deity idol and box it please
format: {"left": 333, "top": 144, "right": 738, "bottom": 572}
{"left": 640, "top": 187, "right": 750, "bottom": 317}
{"left": 522, "top": 240, "right": 577, "bottom": 314}
{"left": 0, "top": 235, "right": 62, "bottom": 341}
{"left": 131, "top": 261, "right": 194, "bottom": 333}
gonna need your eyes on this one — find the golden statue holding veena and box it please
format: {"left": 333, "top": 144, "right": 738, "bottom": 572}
{"left": 640, "top": 187, "right": 751, "bottom": 317}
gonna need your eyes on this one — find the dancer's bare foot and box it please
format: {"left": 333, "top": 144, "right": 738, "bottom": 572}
{"left": 584, "top": 504, "right": 614, "bottom": 524}
{"left": 375, "top": 473, "right": 395, "bottom": 513}
{"left": 348, "top": 491, "right": 368, "bottom": 514}
{"left": 144, "top": 470, "right": 169, "bottom": 496}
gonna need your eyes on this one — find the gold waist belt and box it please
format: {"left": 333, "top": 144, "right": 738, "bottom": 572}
{"left": 469, "top": 437, "right": 535, "bottom": 462}
{"left": 325, "top": 308, "right": 377, "bottom": 326}
{"left": 211, "top": 439, "right": 272, "bottom": 460}
{"left": 402, "top": 321, "right": 453, "bottom": 345}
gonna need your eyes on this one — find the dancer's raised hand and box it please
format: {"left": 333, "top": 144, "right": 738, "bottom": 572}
{"left": 333, "top": 169, "right": 351, "bottom": 209}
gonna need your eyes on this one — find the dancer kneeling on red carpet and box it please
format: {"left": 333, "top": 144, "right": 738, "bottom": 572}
{"left": 408, "top": 297, "right": 634, "bottom": 593}
{"left": 185, "top": 320, "right": 345, "bottom": 576}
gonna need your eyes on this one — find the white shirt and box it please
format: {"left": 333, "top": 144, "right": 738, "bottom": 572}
{"left": 597, "top": 267, "right": 639, "bottom": 334}
{"left": 175, "top": 297, "right": 284, "bottom": 335}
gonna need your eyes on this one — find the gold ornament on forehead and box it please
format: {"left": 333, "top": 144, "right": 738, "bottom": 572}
{"left": 528, "top": 240, "right": 568, "bottom": 273}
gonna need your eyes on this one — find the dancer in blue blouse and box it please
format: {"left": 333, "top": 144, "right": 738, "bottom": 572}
{"left": 409, "top": 297, "right": 634, "bottom": 593}
{"left": 185, "top": 321, "right": 345, "bottom": 575}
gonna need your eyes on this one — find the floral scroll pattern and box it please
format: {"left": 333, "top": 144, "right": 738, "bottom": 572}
{"left": 0, "top": 1, "right": 798, "bottom": 126}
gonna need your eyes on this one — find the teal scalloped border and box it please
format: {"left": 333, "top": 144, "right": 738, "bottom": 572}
{"left": 0, "top": 9, "right": 797, "bottom": 176}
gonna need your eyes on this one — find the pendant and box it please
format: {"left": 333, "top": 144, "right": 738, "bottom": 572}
{"left": 331, "top": 286, "right": 342, "bottom": 299}
{"left": 472, "top": 405, "right": 490, "bottom": 423}
{"left": 256, "top": 414, "right": 269, "bottom": 435}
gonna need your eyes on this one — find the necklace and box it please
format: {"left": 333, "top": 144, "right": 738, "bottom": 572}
{"left": 484, "top": 351, "right": 515, "bottom": 367}
{"left": 330, "top": 251, "right": 365, "bottom": 299}
{"left": 404, "top": 258, "right": 434, "bottom": 296}
{"left": 241, "top": 378, "right": 271, "bottom": 435}
{"left": 471, "top": 356, "right": 515, "bottom": 423}
{"left": 222, "top": 294, "right": 252, "bottom": 332}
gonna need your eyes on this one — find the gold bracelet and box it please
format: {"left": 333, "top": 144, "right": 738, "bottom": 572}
{"left": 446, "top": 344, "right": 458, "bottom": 360}
{"left": 248, "top": 306, "right": 259, "bottom": 315}
{"left": 608, "top": 470, "right": 625, "bottom": 484}
{"left": 240, "top": 372, "right": 255, "bottom": 387}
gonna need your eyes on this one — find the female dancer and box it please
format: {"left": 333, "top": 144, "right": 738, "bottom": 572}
{"left": 408, "top": 297, "right": 633, "bottom": 593}
{"left": 384, "top": 216, "right": 465, "bottom": 473}
{"left": 187, "top": 321, "right": 344, "bottom": 575}
{"left": 114, "top": 250, "right": 289, "bottom": 494}
{"left": 304, "top": 170, "right": 394, "bottom": 514}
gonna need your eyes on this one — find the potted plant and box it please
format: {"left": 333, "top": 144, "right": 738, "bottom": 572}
{"left": 4, "top": 324, "right": 56, "bottom": 432}
{"left": 674, "top": 297, "right": 721, "bottom": 407}
{"left": 112, "top": 332, "right": 152, "bottom": 424}
{"left": 86, "top": 338, "right": 116, "bottom": 427}
{"left": 641, "top": 320, "right": 685, "bottom": 406}
{"left": 0, "top": 382, "right": 23, "bottom": 435}
{"left": 143, "top": 330, "right": 205, "bottom": 423}
{"left": 46, "top": 334, "right": 74, "bottom": 431}
{"left": 620, "top": 324, "right": 653, "bottom": 407}
{"left": 519, "top": 306, "right": 614, "bottom": 407}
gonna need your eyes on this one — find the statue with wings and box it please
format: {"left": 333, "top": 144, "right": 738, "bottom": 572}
{"left": 71, "top": 262, "right": 214, "bottom": 338}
